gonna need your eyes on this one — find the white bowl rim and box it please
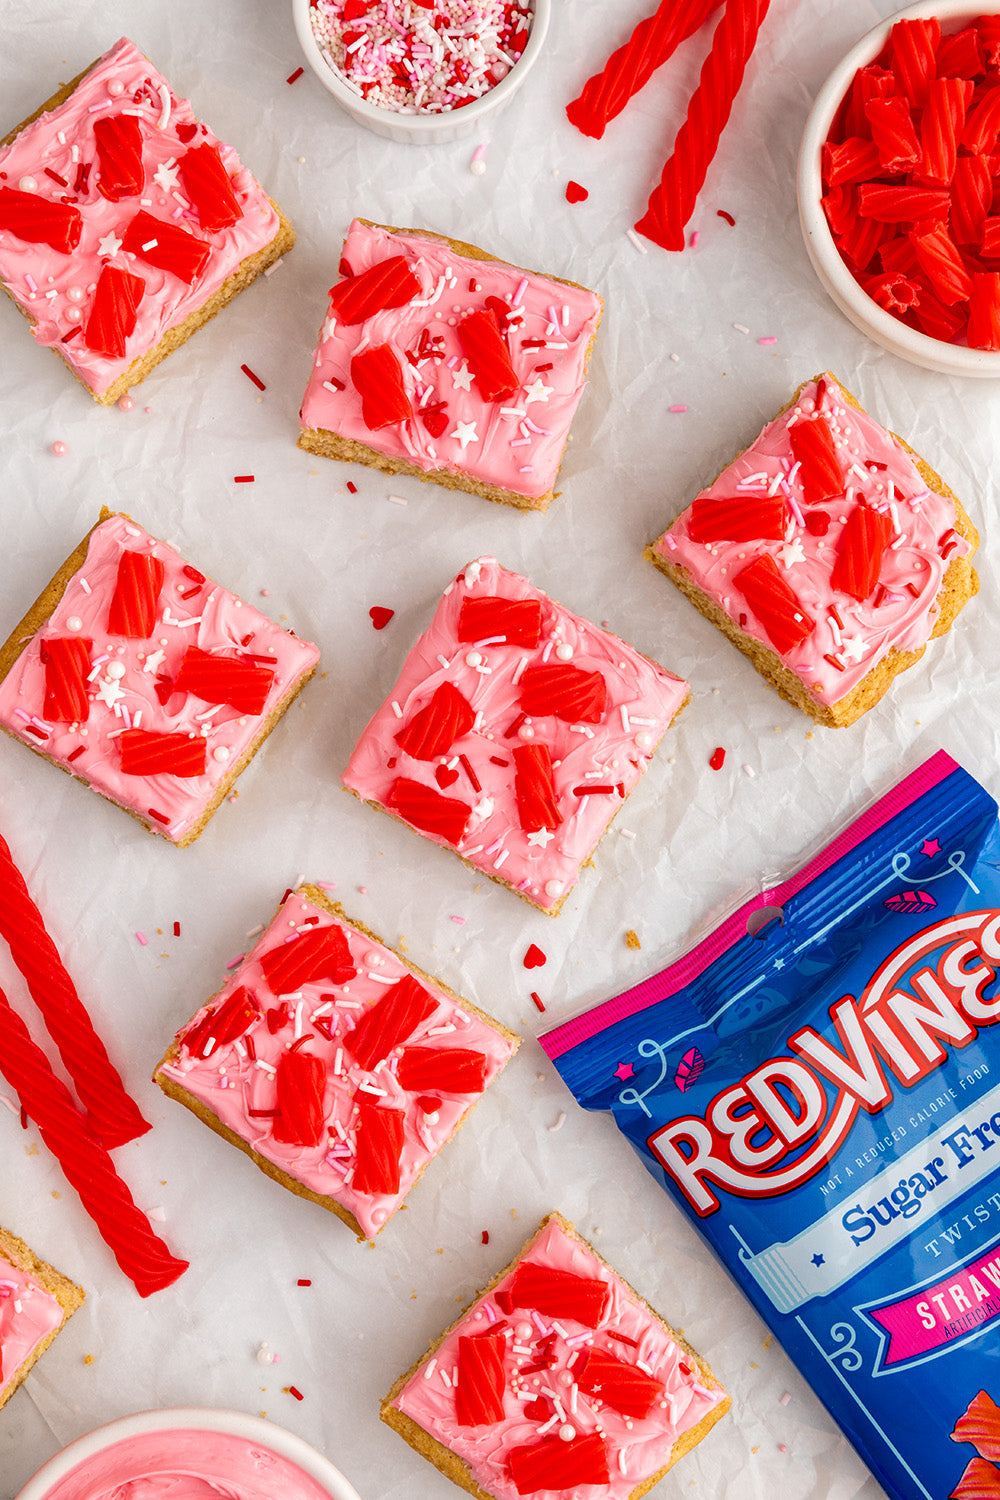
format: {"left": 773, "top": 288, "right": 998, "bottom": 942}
{"left": 13, "top": 1407, "right": 362, "bottom": 1500}
{"left": 291, "top": 0, "right": 551, "bottom": 140}
{"left": 798, "top": 0, "right": 1000, "bottom": 376}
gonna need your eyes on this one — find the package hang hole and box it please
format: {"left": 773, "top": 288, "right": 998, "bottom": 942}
{"left": 747, "top": 904, "right": 784, "bottom": 938}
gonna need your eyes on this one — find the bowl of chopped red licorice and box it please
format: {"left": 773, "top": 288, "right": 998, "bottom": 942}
{"left": 292, "top": 0, "right": 547, "bottom": 145}
{"left": 798, "top": 1, "right": 1000, "bottom": 375}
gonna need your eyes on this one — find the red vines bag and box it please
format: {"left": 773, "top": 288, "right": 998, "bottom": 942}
{"left": 542, "top": 752, "right": 1000, "bottom": 1500}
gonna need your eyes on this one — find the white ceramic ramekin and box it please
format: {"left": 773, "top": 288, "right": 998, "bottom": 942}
{"left": 797, "top": 0, "right": 1000, "bottom": 377}
{"left": 13, "top": 1408, "right": 362, "bottom": 1500}
{"left": 291, "top": 0, "right": 550, "bottom": 144}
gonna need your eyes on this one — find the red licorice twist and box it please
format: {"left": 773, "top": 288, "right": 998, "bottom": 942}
{"left": 635, "top": 0, "right": 772, "bottom": 250}
{"left": 0, "top": 833, "right": 150, "bottom": 1149}
{"left": 0, "top": 986, "right": 187, "bottom": 1296}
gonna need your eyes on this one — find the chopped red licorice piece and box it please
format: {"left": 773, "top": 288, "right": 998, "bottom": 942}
{"left": 0, "top": 187, "right": 82, "bottom": 252}
{"left": 396, "top": 1046, "right": 487, "bottom": 1094}
{"left": 821, "top": 183, "right": 855, "bottom": 238}
{"left": 172, "top": 645, "right": 274, "bottom": 714}
{"left": 962, "top": 85, "right": 1000, "bottom": 155}
{"left": 328, "top": 255, "right": 421, "bottom": 324}
{"left": 260, "top": 922, "right": 356, "bottom": 995}
{"left": 84, "top": 264, "right": 145, "bottom": 357}
{"left": 735, "top": 554, "right": 815, "bottom": 655}
{"left": 822, "top": 136, "right": 882, "bottom": 187}
{"left": 93, "top": 113, "right": 144, "bottom": 200}
{"left": 386, "top": 777, "right": 471, "bottom": 844}
{"left": 935, "top": 27, "right": 983, "bottom": 80}
{"left": 951, "top": 156, "right": 993, "bottom": 245}
{"left": 455, "top": 1332, "right": 506, "bottom": 1426}
{"left": 574, "top": 1346, "right": 665, "bottom": 1419}
{"left": 119, "top": 730, "right": 207, "bottom": 778}
{"left": 395, "top": 681, "right": 475, "bottom": 761}
{"left": 830, "top": 503, "right": 893, "bottom": 600}
{"left": 177, "top": 142, "right": 243, "bottom": 232}
{"left": 688, "top": 493, "right": 787, "bottom": 543}
{"left": 457, "top": 595, "right": 542, "bottom": 647}
{"left": 345, "top": 973, "right": 436, "bottom": 1071}
{"left": 788, "top": 412, "right": 844, "bottom": 504}
{"left": 909, "top": 220, "right": 973, "bottom": 305}
{"left": 272, "top": 1051, "right": 326, "bottom": 1147}
{"left": 857, "top": 183, "right": 951, "bottom": 223}
{"left": 906, "top": 277, "right": 966, "bottom": 340}
{"left": 865, "top": 97, "right": 920, "bottom": 174}
{"left": 182, "top": 986, "right": 259, "bottom": 1059}
{"left": 879, "top": 235, "right": 919, "bottom": 274}
{"left": 509, "top": 1260, "right": 609, "bottom": 1326}
{"left": 352, "top": 1098, "right": 404, "bottom": 1195}
{"left": 969, "top": 272, "right": 1000, "bottom": 350}
{"left": 351, "top": 343, "right": 412, "bottom": 430}
{"left": 836, "top": 209, "right": 893, "bottom": 272}
{"left": 513, "top": 743, "right": 562, "bottom": 832}
{"left": 42, "top": 637, "right": 92, "bottom": 722}
{"left": 121, "top": 210, "right": 209, "bottom": 285}
{"left": 519, "top": 664, "right": 607, "bottom": 723}
{"left": 862, "top": 270, "right": 921, "bottom": 313}
{"left": 843, "top": 62, "right": 894, "bottom": 137}
{"left": 918, "top": 78, "right": 973, "bottom": 187}
{"left": 107, "top": 551, "right": 165, "bottom": 637}
{"left": 889, "top": 16, "right": 940, "bottom": 107}
{"left": 456, "top": 308, "right": 519, "bottom": 403}
{"left": 509, "top": 1433, "right": 610, "bottom": 1494}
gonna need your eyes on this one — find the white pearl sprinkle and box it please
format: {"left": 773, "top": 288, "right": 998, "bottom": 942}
{"left": 555, "top": 643, "right": 574, "bottom": 660}
{"left": 544, "top": 880, "right": 563, "bottom": 898}
{"left": 66, "top": 615, "right": 83, "bottom": 632}
{"left": 465, "top": 650, "right": 482, "bottom": 667}
{"left": 105, "top": 661, "right": 126, "bottom": 680}
{"left": 18, "top": 176, "right": 37, "bottom": 192}
{"left": 558, "top": 1424, "right": 576, "bottom": 1442}
{"left": 213, "top": 746, "right": 231, "bottom": 764}
{"left": 634, "top": 731, "right": 654, "bottom": 751}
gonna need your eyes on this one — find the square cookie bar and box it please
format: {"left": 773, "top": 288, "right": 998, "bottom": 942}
{"left": 154, "top": 886, "right": 519, "bottom": 1240}
{"left": 646, "top": 373, "right": 979, "bottom": 728}
{"left": 0, "top": 510, "right": 319, "bottom": 846}
{"left": 298, "top": 219, "right": 603, "bottom": 511}
{"left": 343, "top": 558, "right": 689, "bottom": 915}
{"left": 0, "top": 1226, "right": 84, "bottom": 1411}
{"left": 0, "top": 36, "right": 294, "bottom": 404}
{"left": 382, "top": 1212, "right": 730, "bottom": 1500}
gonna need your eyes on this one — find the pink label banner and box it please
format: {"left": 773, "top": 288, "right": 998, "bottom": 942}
{"left": 865, "top": 1243, "right": 1000, "bottom": 1371}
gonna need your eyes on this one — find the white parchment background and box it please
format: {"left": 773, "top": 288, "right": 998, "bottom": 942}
{"left": 0, "top": 2, "right": 994, "bottom": 1497}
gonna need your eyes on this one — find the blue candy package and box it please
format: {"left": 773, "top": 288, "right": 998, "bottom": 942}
{"left": 541, "top": 751, "right": 1000, "bottom": 1500}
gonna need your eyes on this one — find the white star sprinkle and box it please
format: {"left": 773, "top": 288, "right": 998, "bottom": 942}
{"left": 152, "top": 159, "right": 180, "bottom": 193}
{"left": 777, "top": 539, "right": 806, "bottom": 568}
{"left": 142, "top": 649, "right": 166, "bottom": 675}
{"left": 453, "top": 419, "right": 479, "bottom": 450}
{"left": 840, "top": 634, "right": 866, "bottom": 664}
{"left": 97, "top": 230, "right": 123, "bottom": 259}
{"left": 523, "top": 378, "right": 553, "bottom": 405}
{"left": 526, "top": 828, "right": 555, "bottom": 848}
{"left": 94, "top": 677, "right": 126, "bottom": 710}
{"left": 450, "top": 362, "right": 473, "bottom": 393}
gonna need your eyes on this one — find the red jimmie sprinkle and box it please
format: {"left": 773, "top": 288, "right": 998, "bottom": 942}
{"left": 173, "top": 921, "right": 180, "bottom": 937}
{"left": 240, "top": 363, "right": 266, "bottom": 391}
{"left": 234, "top": 475, "right": 255, "bottom": 483}
{"left": 709, "top": 747, "right": 726, "bottom": 770}
{"left": 717, "top": 209, "right": 736, "bottom": 226}
{"left": 286, "top": 66, "right": 304, "bottom": 84}
{"left": 287, "top": 1385, "right": 304, "bottom": 1401}
{"left": 346, "top": 481, "right": 357, "bottom": 494}
{"left": 530, "top": 992, "right": 546, "bottom": 1013}
{"left": 481, "top": 1229, "right": 490, "bottom": 1244}
{"left": 297, "top": 1278, "right": 312, "bottom": 1286}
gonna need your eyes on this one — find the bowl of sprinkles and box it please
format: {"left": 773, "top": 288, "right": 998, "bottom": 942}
{"left": 292, "top": 0, "right": 546, "bottom": 144}
{"left": 798, "top": 0, "right": 1000, "bottom": 376}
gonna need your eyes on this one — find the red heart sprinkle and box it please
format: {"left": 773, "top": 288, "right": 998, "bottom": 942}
{"left": 369, "top": 606, "right": 394, "bottom": 630}
{"left": 523, "top": 943, "right": 547, "bottom": 969}
{"left": 435, "top": 765, "right": 459, "bottom": 789}
{"left": 709, "top": 746, "right": 726, "bottom": 771}
{"left": 422, "top": 409, "right": 449, "bottom": 438}
{"left": 566, "top": 180, "right": 589, "bottom": 204}
{"left": 804, "top": 510, "right": 831, "bottom": 536}
{"left": 416, "top": 1095, "right": 441, "bottom": 1114}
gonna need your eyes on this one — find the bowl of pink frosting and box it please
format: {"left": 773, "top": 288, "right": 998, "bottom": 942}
{"left": 291, "top": 0, "right": 549, "bottom": 144}
{"left": 13, "top": 1408, "right": 363, "bottom": 1500}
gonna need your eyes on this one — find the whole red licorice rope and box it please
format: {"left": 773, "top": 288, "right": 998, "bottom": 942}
{"left": 0, "top": 985, "right": 187, "bottom": 1297}
{"left": 567, "top": 0, "right": 721, "bottom": 140}
{"left": 635, "top": 0, "right": 772, "bottom": 250}
{"left": 0, "top": 831, "right": 150, "bottom": 1149}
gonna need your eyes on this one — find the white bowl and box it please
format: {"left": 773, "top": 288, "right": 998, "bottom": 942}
{"left": 13, "top": 1408, "right": 362, "bottom": 1500}
{"left": 291, "top": 0, "right": 550, "bottom": 144}
{"left": 797, "top": 0, "right": 1000, "bottom": 377}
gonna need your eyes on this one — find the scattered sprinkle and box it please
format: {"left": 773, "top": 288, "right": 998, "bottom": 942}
{"left": 717, "top": 209, "right": 736, "bottom": 226}
{"left": 387, "top": 493, "right": 408, "bottom": 506}
{"left": 565, "top": 180, "right": 589, "bottom": 204}
{"left": 297, "top": 1278, "right": 312, "bottom": 1286}
{"left": 709, "top": 746, "right": 726, "bottom": 771}
{"left": 50, "top": 440, "right": 67, "bottom": 457}
{"left": 548, "top": 1111, "right": 566, "bottom": 1132}
{"left": 530, "top": 991, "right": 546, "bottom": 1013}
{"left": 286, "top": 66, "right": 304, "bottom": 84}
{"left": 668, "top": 404, "right": 687, "bottom": 413}
{"left": 733, "top": 322, "right": 750, "bottom": 334}
{"left": 369, "top": 606, "right": 394, "bottom": 630}
{"left": 626, "top": 228, "right": 648, "bottom": 254}
{"left": 481, "top": 1229, "right": 490, "bottom": 1244}
{"left": 135, "top": 931, "right": 148, "bottom": 947}
{"left": 346, "top": 481, "right": 357, "bottom": 494}
{"left": 286, "top": 1385, "right": 304, "bottom": 1402}
{"left": 523, "top": 943, "right": 546, "bottom": 969}
{"left": 241, "top": 363, "right": 266, "bottom": 392}
{"left": 234, "top": 474, "right": 255, "bottom": 484}
{"left": 758, "top": 336, "right": 778, "bottom": 346}
{"left": 689, "top": 229, "right": 700, "bottom": 248}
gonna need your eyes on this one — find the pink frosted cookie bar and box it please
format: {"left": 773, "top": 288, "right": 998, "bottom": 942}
{"left": 0, "top": 37, "right": 294, "bottom": 404}
{"left": 647, "top": 373, "right": 979, "bottom": 728}
{"left": 343, "top": 558, "right": 689, "bottom": 915}
{"left": 0, "top": 511, "right": 319, "bottom": 846}
{"left": 0, "top": 1226, "right": 84, "bottom": 1411}
{"left": 154, "top": 886, "right": 519, "bottom": 1240}
{"left": 382, "top": 1213, "right": 730, "bottom": 1500}
{"left": 298, "top": 219, "right": 603, "bottom": 511}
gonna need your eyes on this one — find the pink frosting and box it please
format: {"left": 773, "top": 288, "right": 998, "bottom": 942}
{"left": 342, "top": 558, "right": 689, "bottom": 912}
{"left": 0, "top": 1252, "right": 63, "bottom": 1390}
{"left": 299, "top": 220, "right": 602, "bottom": 500}
{"left": 0, "top": 37, "right": 281, "bottom": 395}
{"left": 393, "top": 1217, "right": 726, "bottom": 1500}
{"left": 652, "top": 376, "right": 972, "bottom": 708}
{"left": 158, "top": 890, "right": 517, "bottom": 1239}
{"left": 0, "top": 514, "right": 319, "bottom": 842}
{"left": 33, "top": 1429, "right": 336, "bottom": 1500}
